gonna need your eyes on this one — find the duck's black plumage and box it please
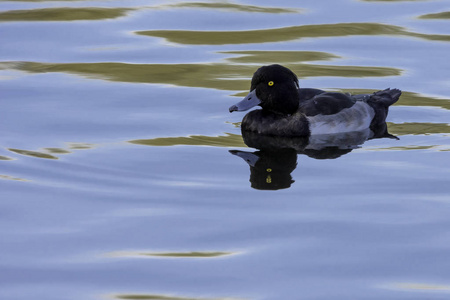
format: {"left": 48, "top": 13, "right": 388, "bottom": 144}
{"left": 298, "top": 90, "right": 355, "bottom": 116}
{"left": 229, "top": 64, "right": 401, "bottom": 137}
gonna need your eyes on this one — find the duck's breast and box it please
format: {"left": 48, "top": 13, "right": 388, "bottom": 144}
{"left": 242, "top": 110, "right": 310, "bottom": 136}
{"left": 307, "top": 101, "right": 375, "bottom": 135}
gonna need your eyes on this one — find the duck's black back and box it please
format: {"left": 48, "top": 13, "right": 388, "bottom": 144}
{"left": 298, "top": 88, "right": 356, "bottom": 117}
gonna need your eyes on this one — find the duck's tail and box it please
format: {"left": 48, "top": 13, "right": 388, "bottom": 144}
{"left": 367, "top": 88, "right": 402, "bottom": 127}
{"left": 370, "top": 88, "right": 402, "bottom": 107}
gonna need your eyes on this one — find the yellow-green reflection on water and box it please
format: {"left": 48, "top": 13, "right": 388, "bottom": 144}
{"left": 373, "top": 145, "right": 444, "bottom": 151}
{"left": 0, "top": 155, "right": 14, "bottom": 161}
{"left": 388, "top": 123, "right": 450, "bottom": 135}
{"left": 43, "top": 148, "right": 72, "bottom": 155}
{"left": 108, "top": 251, "right": 233, "bottom": 258}
{"left": 6, "top": 143, "right": 96, "bottom": 160}
{"left": 2, "top": 0, "right": 87, "bottom": 1}
{"left": 129, "top": 133, "right": 246, "bottom": 148}
{"left": 146, "top": 251, "right": 232, "bottom": 258}
{"left": 10, "top": 52, "right": 446, "bottom": 113}
{"left": 9, "top": 59, "right": 401, "bottom": 91}
{"left": 360, "top": 0, "right": 430, "bottom": 2}
{"left": 114, "top": 294, "right": 240, "bottom": 300}
{"left": 136, "top": 23, "right": 450, "bottom": 45}
{"left": 0, "top": 174, "right": 29, "bottom": 182}
{"left": 67, "top": 142, "right": 96, "bottom": 150}
{"left": 0, "top": 2, "right": 298, "bottom": 23}
{"left": 0, "top": 7, "right": 132, "bottom": 22}
{"left": 158, "top": 2, "right": 299, "bottom": 14}
{"left": 8, "top": 148, "right": 58, "bottom": 160}
{"left": 419, "top": 11, "right": 450, "bottom": 19}
{"left": 221, "top": 50, "right": 339, "bottom": 64}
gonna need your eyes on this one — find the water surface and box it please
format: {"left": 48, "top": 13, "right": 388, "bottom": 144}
{"left": 1, "top": 0, "right": 449, "bottom": 299}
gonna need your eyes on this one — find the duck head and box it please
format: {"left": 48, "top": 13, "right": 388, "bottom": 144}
{"left": 229, "top": 64, "right": 300, "bottom": 115}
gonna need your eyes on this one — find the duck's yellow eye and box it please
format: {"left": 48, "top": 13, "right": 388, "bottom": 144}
{"left": 268, "top": 81, "right": 274, "bottom": 86}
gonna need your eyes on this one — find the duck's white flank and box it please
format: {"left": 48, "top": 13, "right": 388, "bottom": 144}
{"left": 307, "top": 101, "right": 375, "bottom": 135}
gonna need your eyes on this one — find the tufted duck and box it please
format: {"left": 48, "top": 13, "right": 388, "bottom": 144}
{"left": 229, "top": 64, "right": 401, "bottom": 136}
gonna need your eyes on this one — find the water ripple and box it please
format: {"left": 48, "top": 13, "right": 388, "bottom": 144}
{"left": 136, "top": 23, "right": 450, "bottom": 45}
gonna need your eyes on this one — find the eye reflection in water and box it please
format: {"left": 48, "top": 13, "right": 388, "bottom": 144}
{"left": 230, "top": 123, "right": 397, "bottom": 190}
{"left": 230, "top": 148, "right": 298, "bottom": 190}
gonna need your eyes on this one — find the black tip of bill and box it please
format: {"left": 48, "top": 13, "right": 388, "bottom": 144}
{"left": 229, "top": 105, "right": 238, "bottom": 113}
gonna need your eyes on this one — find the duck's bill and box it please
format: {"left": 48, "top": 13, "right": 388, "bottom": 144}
{"left": 229, "top": 150, "right": 260, "bottom": 167}
{"left": 229, "top": 90, "right": 261, "bottom": 113}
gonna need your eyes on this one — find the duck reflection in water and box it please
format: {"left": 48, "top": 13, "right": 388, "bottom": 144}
{"left": 230, "top": 124, "right": 397, "bottom": 190}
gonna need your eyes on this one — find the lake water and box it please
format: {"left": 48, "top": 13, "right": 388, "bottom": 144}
{"left": 1, "top": 0, "right": 449, "bottom": 299}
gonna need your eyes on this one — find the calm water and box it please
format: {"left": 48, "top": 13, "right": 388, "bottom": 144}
{"left": 1, "top": 0, "right": 449, "bottom": 299}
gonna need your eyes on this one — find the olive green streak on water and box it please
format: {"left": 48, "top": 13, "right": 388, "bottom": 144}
{"left": 8, "top": 148, "right": 58, "bottom": 159}
{"left": 5, "top": 143, "right": 96, "bottom": 160}
{"left": 0, "top": 156, "right": 14, "bottom": 160}
{"left": 0, "top": 174, "right": 29, "bottom": 182}
{"left": 115, "top": 294, "right": 238, "bottom": 300}
{"left": 136, "top": 23, "right": 450, "bottom": 45}
{"left": 9, "top": 60, "right": 401, "bottom": 92}
{"left": 158, "top": 2, "right": 299, "bottom": 14}
{"left": 388, "top": 122, "right": 450, "bottom": 135}
{"left": 0, "top": 7, "right": 132, "bottom": 22}
{"left": 43, "top": 148, "right": 72, "bottom": 155}
{"left": 373, "top": 145, "right": 443, "bottom": 151}
{"left": 129, "top": 133, "right": 246, "bottom": 148}
{"left": 419, "top": 11, "right": 450, "bottom": 19}
{"left": 67, "top": 142, "right": 96, "bottom": 150}
{"left": 361, "top": 0, "right": 430, "bottom": 2}
{"left": 107, "top": 251, "right": 233, "bottom": 258}
{"left": 115, "top": 296, "right": 200, "bottom": 300}
{"left": 1, "top": 0, "right": 86, "bottom": 2}
{"left": 0, "top": 2, "right": 297, "bottom": 23}
{"left": 221, "top": 51, "right": 339, "bottom": 63}
{"left": 141, "top": 251, "right": 232, "bottom": 258}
